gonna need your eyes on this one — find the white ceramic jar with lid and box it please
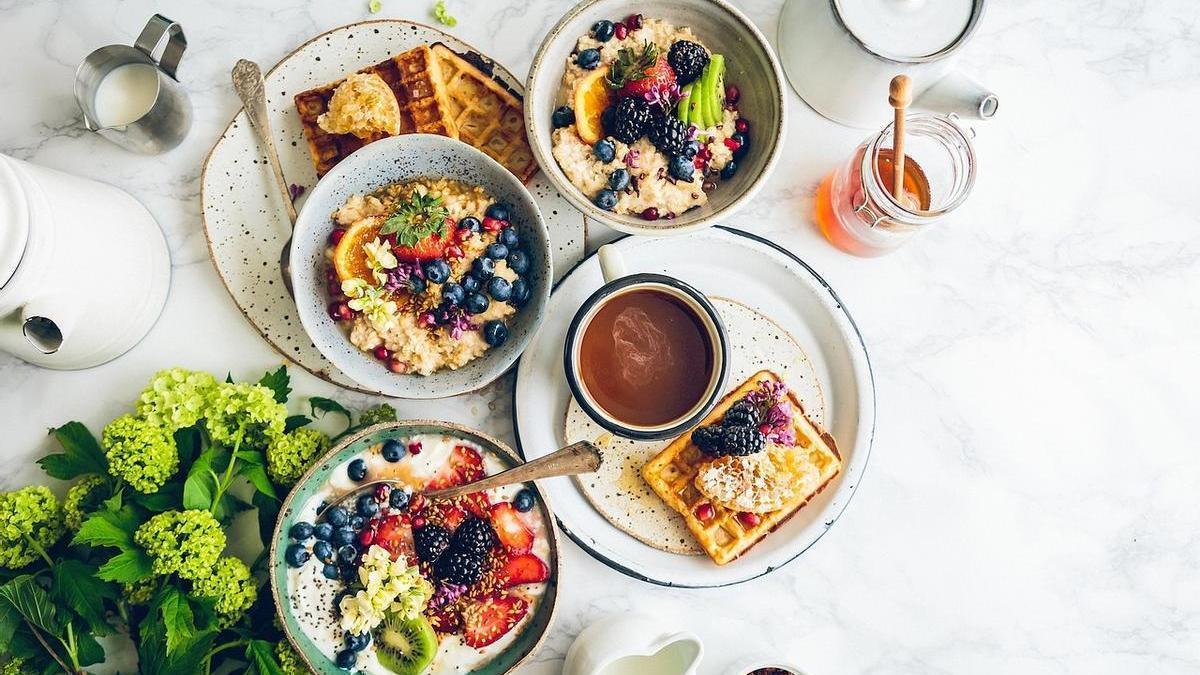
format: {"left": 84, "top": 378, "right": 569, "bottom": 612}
{"left": 777, "top": 0, "right": 998, "bottom": 128}
{"left": 0, "top": 154, "right": 170, "bottom": 369}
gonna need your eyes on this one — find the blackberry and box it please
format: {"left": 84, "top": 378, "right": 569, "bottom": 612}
{"left": 691, "top": 425, "right": 726, "bottom": 457}
{"left": 723, "top": 400, "right": 760, "bottom": 428}
{"left": 414, "top": 524, "right": 451, "bottom": 563}
{"left": 667, "top": 40, "right": 710, "bottom": 86}
{"left": 648, "top": 115, "right": 689, "bottom": 156}
{"left": 434, "top": 549, "right": 486, "bottom": 585}
{"left": 723, "top": 425, "right": 766, "bottom": 457}
{"left": 450, "top": 516, "right": 497, "bottom": 555}
{"left": 607, "top": 98, "right": 652, "bottom": 144}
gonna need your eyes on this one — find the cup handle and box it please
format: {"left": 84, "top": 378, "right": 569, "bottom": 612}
{"left": 597, "top": 244, "right": 627, "bottom": 283}
{"left": 135, "top": 14, "right": 187, "bottom": 80}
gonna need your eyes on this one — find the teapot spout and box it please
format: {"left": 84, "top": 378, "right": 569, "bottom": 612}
{"left": 17, "top": 295, "right": 77, "bottom": 355}
{"left": 914, "top": 70, "right": 999, "bottom": 121}
{"left": 23, "top": 316, "right": 65, "bottom": 354}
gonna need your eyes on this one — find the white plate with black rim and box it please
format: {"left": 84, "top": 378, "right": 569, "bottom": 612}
{"left": 511, "top": 227, "right": 875, "bottom": 587}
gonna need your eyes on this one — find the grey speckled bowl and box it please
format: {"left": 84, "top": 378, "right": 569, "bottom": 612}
{"left": 290, "top": 134, "right": 551, "bottom": 398}
{"left": 525, "top": 0, "right": 787, "bottom": 236}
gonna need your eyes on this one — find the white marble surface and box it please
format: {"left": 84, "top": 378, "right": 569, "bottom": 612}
{"left": 1, "top": 0, "right": 1197, "bottom": 673}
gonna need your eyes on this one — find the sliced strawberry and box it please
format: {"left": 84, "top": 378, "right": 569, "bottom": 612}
{"left": 374, "top": 515, "right": 414, "bottom": 560}
{"left": 619, "top": 55, "right": 677, "bottom": 101}
{"left": 392, "top": 231, "right": 449, "bottom": 262}
{"left": 495, "top": 553, "right": 549, "bottom": 588}
{"left": 423, "top": 500, "right": 467, "bottom": 531}
{"left": 460, "top": 490, "right": 492, "bottom": 519}
{"left": 426, "top": 604, "right": 462, "bottom": 634}
{"left": 489, "top": 503, "right": 534, "bottom": 553}
{"left": 426, "top": 444, "right": 486, "bottom": 490}
{"left": 461, "top": 593, "right": 529, "bottom": 649}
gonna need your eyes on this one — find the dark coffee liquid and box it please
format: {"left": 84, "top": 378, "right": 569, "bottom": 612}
{"left": 578, "top": 288, "right": 713, "bottom": 427}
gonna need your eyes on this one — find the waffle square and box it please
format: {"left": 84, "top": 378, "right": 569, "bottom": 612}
{"left": 641, "top": 370, "right": 842, "bottom": 565}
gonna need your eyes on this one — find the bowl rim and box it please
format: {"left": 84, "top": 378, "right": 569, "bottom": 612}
{"left": 289, "top": 133, "right": 552, "bottom": 399}
{"left": 524, "top": 0, "right": 788, "bottom": 237}
{"left": 269, "top": 419, "right": 562, "bottom": 675}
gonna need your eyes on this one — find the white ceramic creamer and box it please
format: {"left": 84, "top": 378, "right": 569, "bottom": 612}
{"left": 0, "top": 154, "right": 170, "bottom": 369}
{"left": 564, "top": 614, "right": 704, "bottom": 675}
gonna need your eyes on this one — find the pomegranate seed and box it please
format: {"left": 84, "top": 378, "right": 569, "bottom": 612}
{"left": 328, "top": 302, "right": 353, "bottom": 321}
{"left": 358, "top": 528, "right": 376, "bottom": 546}
{"left": 399, "top": 513, "right": 411, "bottom": 525}
{"left": 735, "top": 118, "right": 750, "bottom": 133}
{"left": 641, "top": 207, "right": 659, "bottom": 221}
{"left": 725, "top": 84, "right": 740, "bottom": 105}
{"left": 327, "top": 281, "right": 343, "bottom": 297}
{"left": 418, "top": 312, "right": 437, "bottom": 327}
{"left": 325, "top": 267, "right": 338, "bottom": 281}
{"left": 758, "top": 423, "right": 772, "bottom": 435}
{"left": 455, "top": 227, "right": 474, "bottom": 243}
{"left": 374, "top": 484, "right": 392, "bottom": 501}
{"left": 737, "top": 512, "right": 761, "bottom": 528}
{"left": 665, "top": 212, "right": 676, "bottom": 220}
{"left": 446, "top": 245, "right": 464, "bottom": 259}
{"left": 694, "top": 502, "right": 715, "bottom": 522}
{"left": 614, "top": 23, "right": 628, "bottom": 40}
{"left": 373, "top": 345, "right": 391, "bottom": 361}
{"left": 724, "top": 137, "right": 741, "bottom": 151}
{"left": 328, "top": 228, "right": 346, "bottom": 245}
{"left": 482, "top": 216, "right": 503, "bottom": 232}
{"left": 387, "top": 357, "right": 407, "bottom": 373}
{"left": 412, "top": 516, "right": 427, "bottom": 529}
{"left": 624, "top": 13, "right": 643, "bottom": 29}
{"left": 408, "top": 441, "right": 423, "bottom": 455}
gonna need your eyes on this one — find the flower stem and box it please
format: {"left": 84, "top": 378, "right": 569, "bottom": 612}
{"left": 23, "top": 533, "right": 54, "bottom": 567}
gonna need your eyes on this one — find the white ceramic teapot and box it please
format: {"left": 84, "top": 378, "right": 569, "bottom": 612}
{"left": 0, "top": 154, "right": 170, "bottom": 369}
{"left": 777, "top": 0, "right": 998, "bottom": 128}
{"left": 564, "top": 613, "right": 704, "bottom": 675}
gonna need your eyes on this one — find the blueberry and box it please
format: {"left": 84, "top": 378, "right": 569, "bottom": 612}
{"left": 552, "top": 105, "right": 575, "bottom": 128}
{"left": 486, "top": 242, "right": 509, "bottom": 260}
{"left": 461, "top": 275, "right": 481, "bottom": 294}
{"left": 576, "top": 48, "right": 601, "bottom": 69}
{"left": 284, "top": 543, "right": 310, "bottom": 568}
{"left": 347, "top": 459, "right": 367, "bottom": 482}
{"left": 322, "top": 563, "right": 340, "bottom": 579}
{"left": 337, "top": 544, "right": 358, "bottom": 564}
{"left": 506, "top": 250, "right": 530, "bottom": 275}
{"left": 513, "top": 488, "right": 536, "bottom": 512}
{"left": 487, "top": 276, "right": 512, "bottom": 302}
{"left": 591, "top": 19, "right": 615, "bottom": 41}
{"left": 683, "top": 140, "right": 702, "bottom": 159}
{"left": 471, "top": 257, "right": 495, "bottom": 280}
{"left": 389, "top": 489, "right": 411, "bottom": 510}
{"left": 485, "top": 203, "right": 511, "bottom": 221}
{"left": 349, "top": 515, "right": 366, "bottom": 531}
{"left": 335, "top": 648, "right": 357, "bottom": 670}
{"left": 289, "top": 521, "right": 314, "bottom": 541}
{"left": 340, "top": 563, "right": 357, "bottom": 581}
{"left": 423, "top": 259, "right": 451, "bottom": 284}
{"left": 458, "top": 216, "right": 482, "bottom": 233}
{"left": 409, "top": 276, "right": 427, "bottom": 294}
{"left": 345, "top": 631, "right": 372, "bottom": 652}
{"left": 313, "top": 523, "right": 334, "bottom": 542}
{"left": 608, "top": 168, "right": 630, "bottom": 191}
{"left": 731, "top": 132, "right": 750, "bottom": 159}
{"left": 482, "top": 320, "right": 509, "bottom": 346}
{"left": 498, "top": 227, "right": 520, "bottom": 248}
{"left": 326, "top": 505, "right": 349, "bottom": 527}
{"left": 464, "top": 292, "right": 490, "bottom": 315}
{"left": 668, "top": 155, "right": 695, "bottom": 182}
{"left": 356, "top": 494, "right": 379, "bottom": 518}
{"left": 381, "top": 438, "right": 406, "bottom": 462}
{"left": 312, "top": 539, "right": 334, "bottom": 562}
{"left": 592, "top": 139, "right": 616, "bottom": 163}
{"left": 441, "top": 282, "right": 466, "bottom": 307}
{"left": 510, "top": 278, "right": 532, "bottom": 307}
{"left": 594, "top": 188, "right": 618, "bottom": 210}
{"left": 334, "top": 526, "right": 356, "bottom": 546}
{"left": 720, "top": 159, "right": 738, "bottom": 180}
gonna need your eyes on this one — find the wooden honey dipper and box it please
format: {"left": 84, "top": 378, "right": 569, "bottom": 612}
{"left": 888, "top": 75, "right": 912, "bottom": 203}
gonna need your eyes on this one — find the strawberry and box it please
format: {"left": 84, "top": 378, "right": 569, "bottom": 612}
{"left": 426, "top": 444, "right": 486, "bottom": 490}
{"left": 460, "top": 490, "right": 492, "bottom": 519}
{"left": 426, "top": 604, "right": 462, "bottom": 633}
{"left": 461, "top": 593, "right": 529, "bottom": 648}
{"left": 374, "top": 515, "right": 414, "bottom": 559}
{"left": 422, "top": 500, "right": 467, "bottom": 531}
{"left": 391, "top": 231, "right": 449, "bottom": 262}
{"left": 489, "top": 503, "right": 534, "bottom": 553}
{"left": 495, "top": 553, "right": 549, "bottom": 588}
{"left": 618, "top": 55, "right": 676, "bottom": 101}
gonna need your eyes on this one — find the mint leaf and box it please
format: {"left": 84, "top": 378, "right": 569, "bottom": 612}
{"left": 183, "top": 447, "right": 217, "bottom": 511}
{"left": 51, "top": 560, "right": 116, "bottom": 636}
{"left": 310, "top": 396, "right": 352, "bottom": 430}
{"left": 39, "top": 422, "right": 107, "bottom": 479}
{"left": 155, "top": 587, "right": 196, "bottom": 655}
{"left": 246, "top": 639, "right": 285, "bottom": 675}
{"left": 97, "top": 549, "right": 154, "bottom": 582}
{"left": 258, "top": 366, "right": 291, "bottom": 404}
{"left": 74, "top": 508, "right": 142, "bottom": 550}
{"left": 0, "top": 576, "right": 58, "bottom": 635}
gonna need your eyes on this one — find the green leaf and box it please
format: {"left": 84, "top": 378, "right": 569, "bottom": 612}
{"left": 246, "top": 639, "right": 285, "bottom": 675}
{"left": 155, "top": 587, "right": 196, "bottom": 655}
{"left": 73, "top": 508, "right": 142, "bottom": 550}
{"left": 258, "top": 366, "right": 291, "bottom": 404}
{"left": 183, "top": 447, "right": 218, "bottom": 511}
{"left": 433, "top": 0, "right": 458, "bottom": 27}
{"left": 252, "top": 491, "right": 281, "bottom": 550}
{"left": 238, "top": 461, "right": 277, "bottom": 500}
{"left": 75, "top": 629, "right": 105, "bottom": 666}
{"left": 379, "top": 192, "right": 448, "bottom": 244}
{"left": 213, "top": 492, "right": 252, "bottom": 523}
{"left": 96, "top": 549, "right": 154, "bottom": 582}
{"left": 0, "top": 576, "right": 58, "bottom": 635}
{"left": 50, "top": 560, "right": 115, "bottom": 636}
{"left": 0, "top": 598, "right": 19, "bottom": 646}
{"left": 132, "top": 482, "right": 182, "bottom": 512}
{"left": 284, "top": 414, "right": 311, "bottom": 432}
{"left": 309, "top": 396, "right": 352, "bottom": 430}
{"left": 174, "top": 425, "right": 204, "bottom": 466}
{"left": 103, "top": 490, "right": 123, "bottom": 512}
{"left": 38, "top": 422, "right": 107, "bottom": 479}
{"left": 225, "top": 372, "right": 235, "bottom": 384}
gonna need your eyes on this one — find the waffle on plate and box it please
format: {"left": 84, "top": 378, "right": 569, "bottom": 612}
{"left": 642, "top": 370, "right": 842, "bottom": 565}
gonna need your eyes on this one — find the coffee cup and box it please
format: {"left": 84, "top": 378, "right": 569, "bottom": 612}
{"left": 564, "top": 245, "right": 729, "bottom": 441}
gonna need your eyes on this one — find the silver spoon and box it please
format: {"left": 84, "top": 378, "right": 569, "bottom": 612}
{"left": 231, "top": 58, "right": 298, "bottom": 296}
{"left": 317, "top": 441, "right": 602, "bottom": 519}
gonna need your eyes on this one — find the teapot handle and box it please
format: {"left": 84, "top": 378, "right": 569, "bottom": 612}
{"left": 134, "top": 14, "right": 187, "bottom": 80}
{"left": 913, "top": 70, "right": 998, "bottom": 121}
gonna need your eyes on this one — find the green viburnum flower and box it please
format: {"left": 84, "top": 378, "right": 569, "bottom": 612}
{"left": 1, "top": 657, "right": 32, "bottom": 675}
{"left": 189, "top": 556, "right": 257, "bottom": 627}
{"left": 63, "top": 474, "right": 108, "bottom": 530}
{"left": 338, "top": 545, "right": 432, "bottom": 635}
{"left": 123, "top": 578, "right": 157, "bottom": 606}
{"left": 134, "top": 509, "right": 226, "bottom": 581}
{"left": 342, "top": 279, "right": 399, "bottom": 331}
{"left": 136, "top": 368, "right": 220, "bottom": 430}
{"left": 276, "top": 640, "right": 308, "bottom": 675}
{"left": 364, "top": 237, "right": 398, "bottom": 285}
{"left": 102, "top": 414, "right": 179, "bottom": 494}
{"left": 204, "top": 382, "right": 287, "bottom": 449}
{"left": 0, "top": 485, "right": 65, "bottom": 569}
{"left": 357, "top": 404, "right": 397, "bottom": 427}
{"left": 266, "top": 427, "right": 331, "bottom": 486}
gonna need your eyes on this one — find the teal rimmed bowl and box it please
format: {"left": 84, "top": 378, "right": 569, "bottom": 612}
{"left": 269, "top": 420, "right": 560, "bottom": 674}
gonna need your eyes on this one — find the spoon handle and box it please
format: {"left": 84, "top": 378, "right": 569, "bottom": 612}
{"left": 423, "top": 442, "right": 602, "bottom": 502}
{"left": 231, "top": 59, "right": 297, "bottom": 225}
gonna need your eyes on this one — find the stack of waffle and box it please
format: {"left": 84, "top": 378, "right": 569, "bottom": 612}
{"left": 642, "top": 370, "right": 842, "bottom": 565}
{"left": 294, "top": 43, "right": 536, "bottom": 182}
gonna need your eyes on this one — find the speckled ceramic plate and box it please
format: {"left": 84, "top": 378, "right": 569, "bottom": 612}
{"left": 201, "top": 20, "right": 586, "bottom": 394}
{"left": 512, "top": 227, "right": 875, "bottom": 587}
{"left": 270, "top": 421, "right": 559, "bottom": 675}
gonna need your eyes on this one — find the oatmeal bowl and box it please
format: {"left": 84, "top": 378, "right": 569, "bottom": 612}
{"left": 526, "top": 0, "right": 786, "bottom": 236}
{"left": 291, "top": 134, "right": 552, "bottom": 398}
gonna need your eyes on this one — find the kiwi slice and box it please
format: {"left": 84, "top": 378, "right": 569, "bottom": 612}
{"left": 686, "top": 81, "right": 704, "bottom": 126}
{"left": 677, "top": 83, "right": 693, "bottom": 123}
{"left": 702, "top": 54, "right": 726, "bottom": 128}
{"left": 373, "top": 614, "right": 438, "bottom": 675}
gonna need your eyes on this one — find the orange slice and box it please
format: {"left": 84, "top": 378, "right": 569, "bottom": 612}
{"left": 573, "top": 68, "right": 612, "bottom": 145}
{"left": 332, "top": 216, "right": 384, "bottom": 283}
